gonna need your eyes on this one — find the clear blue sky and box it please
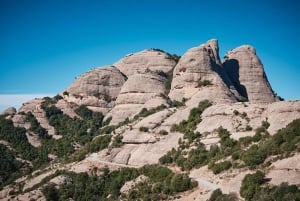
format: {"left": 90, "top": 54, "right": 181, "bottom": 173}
{"left": 0, "top": 0, "right": 300, "bottom": 111}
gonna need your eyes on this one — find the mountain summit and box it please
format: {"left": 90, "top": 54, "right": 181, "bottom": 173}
{"left": 1, "top": 39, "right": 299, "bottom": 201}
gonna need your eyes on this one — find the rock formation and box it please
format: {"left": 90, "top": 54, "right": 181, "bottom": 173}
{"left": 114, "top": 49, "right": 177, "bottom": 77}
{"left": 223, "top": 45, "right": 277, "bottom": 103}
{"left": 63, "top": 66, "right": 126, "bottom": 114}
{"left": 169, "top": 39, "right": 238, "bottom": 104}
{"left": 105, "top": 72, "right": 168, "bottom": 124}
{"left": 2, "top": 107, "right": 17, "bottom": 115}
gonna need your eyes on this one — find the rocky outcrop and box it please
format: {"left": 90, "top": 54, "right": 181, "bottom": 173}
{"left": 2, "top": 107, "right": 17, "bottom": 115}
{"left": 63, "top": 66, "right": 126, "bottom": 114}
{"left": 114, "top": 49, "right": 177, "bottom": 77}
{"left": 223, "top": 45, "right": 277, "bottom": 103}
{"left": 169, "top": 39, "right": 237, "bottom": 104}
{"left": 106, "top": 73, "right": 168, "bottom": 124}
{"left": 55, "top": 99, "right": 80, "bottom": 118}
{"left": 266, "top": 100, "right": 300, "bottom": 134}
{"left": 197, "top": 100, "right": 300, "bottom": 141}
{"left": 18, "top": 99, "right": 60, "bottom": 139}
{"left": 122, "top": 130, "right": 156, "bottom": 144}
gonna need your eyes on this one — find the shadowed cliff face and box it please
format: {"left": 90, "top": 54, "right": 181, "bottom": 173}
{"left": 222, "top": 59, "right": 248, "bottom": 99}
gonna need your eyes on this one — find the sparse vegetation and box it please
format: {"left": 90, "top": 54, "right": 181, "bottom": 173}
{"left": 209, "top": 189, "right": 238, "bottom": 201}
{"left": 171, "top": 100, "right": 212, "bottom": 133}
{"left": 164, "top": 67, "right": 175, "bottom": 94}
{"left": 139, "top": 126, "right": 149, "bottom": 132}
{"left": 39, "top": 164, "right": 196, "bottom": 201}
{"left": 72, "top": 135, "right": 111, "bottom": 161}
{"left": 240, "top": 171, "right": 300, "bottom": 201}
{"left": 208, "top": 160, "right": 232, "bottom": 174}
{"left": 197, "top": 79, "right": 212, "bottom": 87}
{"left": 159, "top": 129, "right": 168, "bottom": 135}
{"left": 25, "top": 112, "right": 51, "bottom": 139}
{"left": 134, "top": 104, "right": 167, "bottom": 120}
{"left": 233, "top": 110, "right": 239, "bottom": 115}
{"left": 171, "top": 99, "right": 186, "bottom": 108}
{"left": 111, "top": 134, "right": 123, "bottom": 148}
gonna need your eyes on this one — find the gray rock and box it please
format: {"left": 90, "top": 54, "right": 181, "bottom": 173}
{"left": 64, "top": 66, "right": 126, "bottom": 114}
{"left": 169, "top": 39, "right": 237, "bottom": 104}
{"left": 223, "top": 45, "right": 278, "bottom": 103}
{"left": 106, "top": 73, "right": 168, "bottom": 124}
{"left": 2, "top": 107, "right": 17, "bottom": 115}
{"left": 114, "top": 49, "right": 177, "bottom": 77}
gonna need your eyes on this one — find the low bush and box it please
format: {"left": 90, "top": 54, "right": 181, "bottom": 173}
{"left": 139, "top": 127, "right": 149, "bottom": 132}
{"left": 159, "top": 130, "right": 168, "bottom": 135}
{"left": 197, "top": 80, "right": 212, "bottom": 87}
{"left": 209, "top": 161, "right": 232, "bottom": 174}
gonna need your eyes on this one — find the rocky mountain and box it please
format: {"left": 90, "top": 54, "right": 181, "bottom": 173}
{"left": 1, "top": 39, "right": 299, "bottom": 201}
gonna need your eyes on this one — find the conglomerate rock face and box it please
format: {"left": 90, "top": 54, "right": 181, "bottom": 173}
{"left": 63, "top": 66, "right": 127, "bottom": 114}
{"left": 114, "top": 49, "right": 177, "bottom": 77}
{"left": 60, "top": 39, "right": 279, "bottom": 124}
{"left": 105, "top": 72, "right": 168, "bottom": 124}
{"left": 169, "top": 39, "right": 237, "bottom": 104}
{"left": 223, "top": 45, "right": 277, "bottom": 103}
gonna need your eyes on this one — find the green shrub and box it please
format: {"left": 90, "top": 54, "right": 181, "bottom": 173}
{"left": 134, "top": 105, "right": 167, "bottom": 120}
{"left": 233, "top": 110, "right": 239, "bottom": 115}
{"left": 140, "top": 165, "right": 173, "bottom": 183}
{"left": 0, "top": 144, "right": 24, "bottom": 188}
{"left": 209, "top": 161, "right": 232, "bottom": 174}
{"left": 241, "top": 112, "right": 247, "bottom": 118}
{"left": 241, "top": 145, "right": 267, "bottom": 169}
{"left": 102, "top": 116, "right": 112, "bottom": 126}
{"left": 217, "top": 127, "right": 237, "bottom": 152}
{"left": 209, "top": 189, "right": 238, "bottom": 201}
{"left": 240, "top": 171, "right": 300, "bottom": 201}
{"left": 139, "top": 127, "right": 149, "bottom": 132}
{"left": 262, "top": 120, "right": 270, "bottom": 129}
{"left": 197, "top": 80, "right": 212, "bottom": 87}
{"left": 111, "top": 134, "right": 123, "bottom": 148}
{"left": 100, "top": 125, "right": 116, "bottom": 134}
{"left": 165, "top": 67, "right": 175, "bottom": 94}
{"left": 171, "top": 100, "right": 186, "bottom": 108}
{"left": 240, "top": 171, "right": 265, "bottom": 200}
{"left": 159, "top": 153, "right": 173, "bottom": 164}
{"left": 245, "top": 125, "right": 252, "bottom": 131}
{"left": 42, "top": 183, "right": 59, "bottom": 201}
{"left": 171, "top": 100, "right": 212, "bottom": 134}
{"left": 239, "top": 136, "right": 253, "bottom": 147}
{"left": 159, "top": 130, "right": 168, "bottom": 135}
